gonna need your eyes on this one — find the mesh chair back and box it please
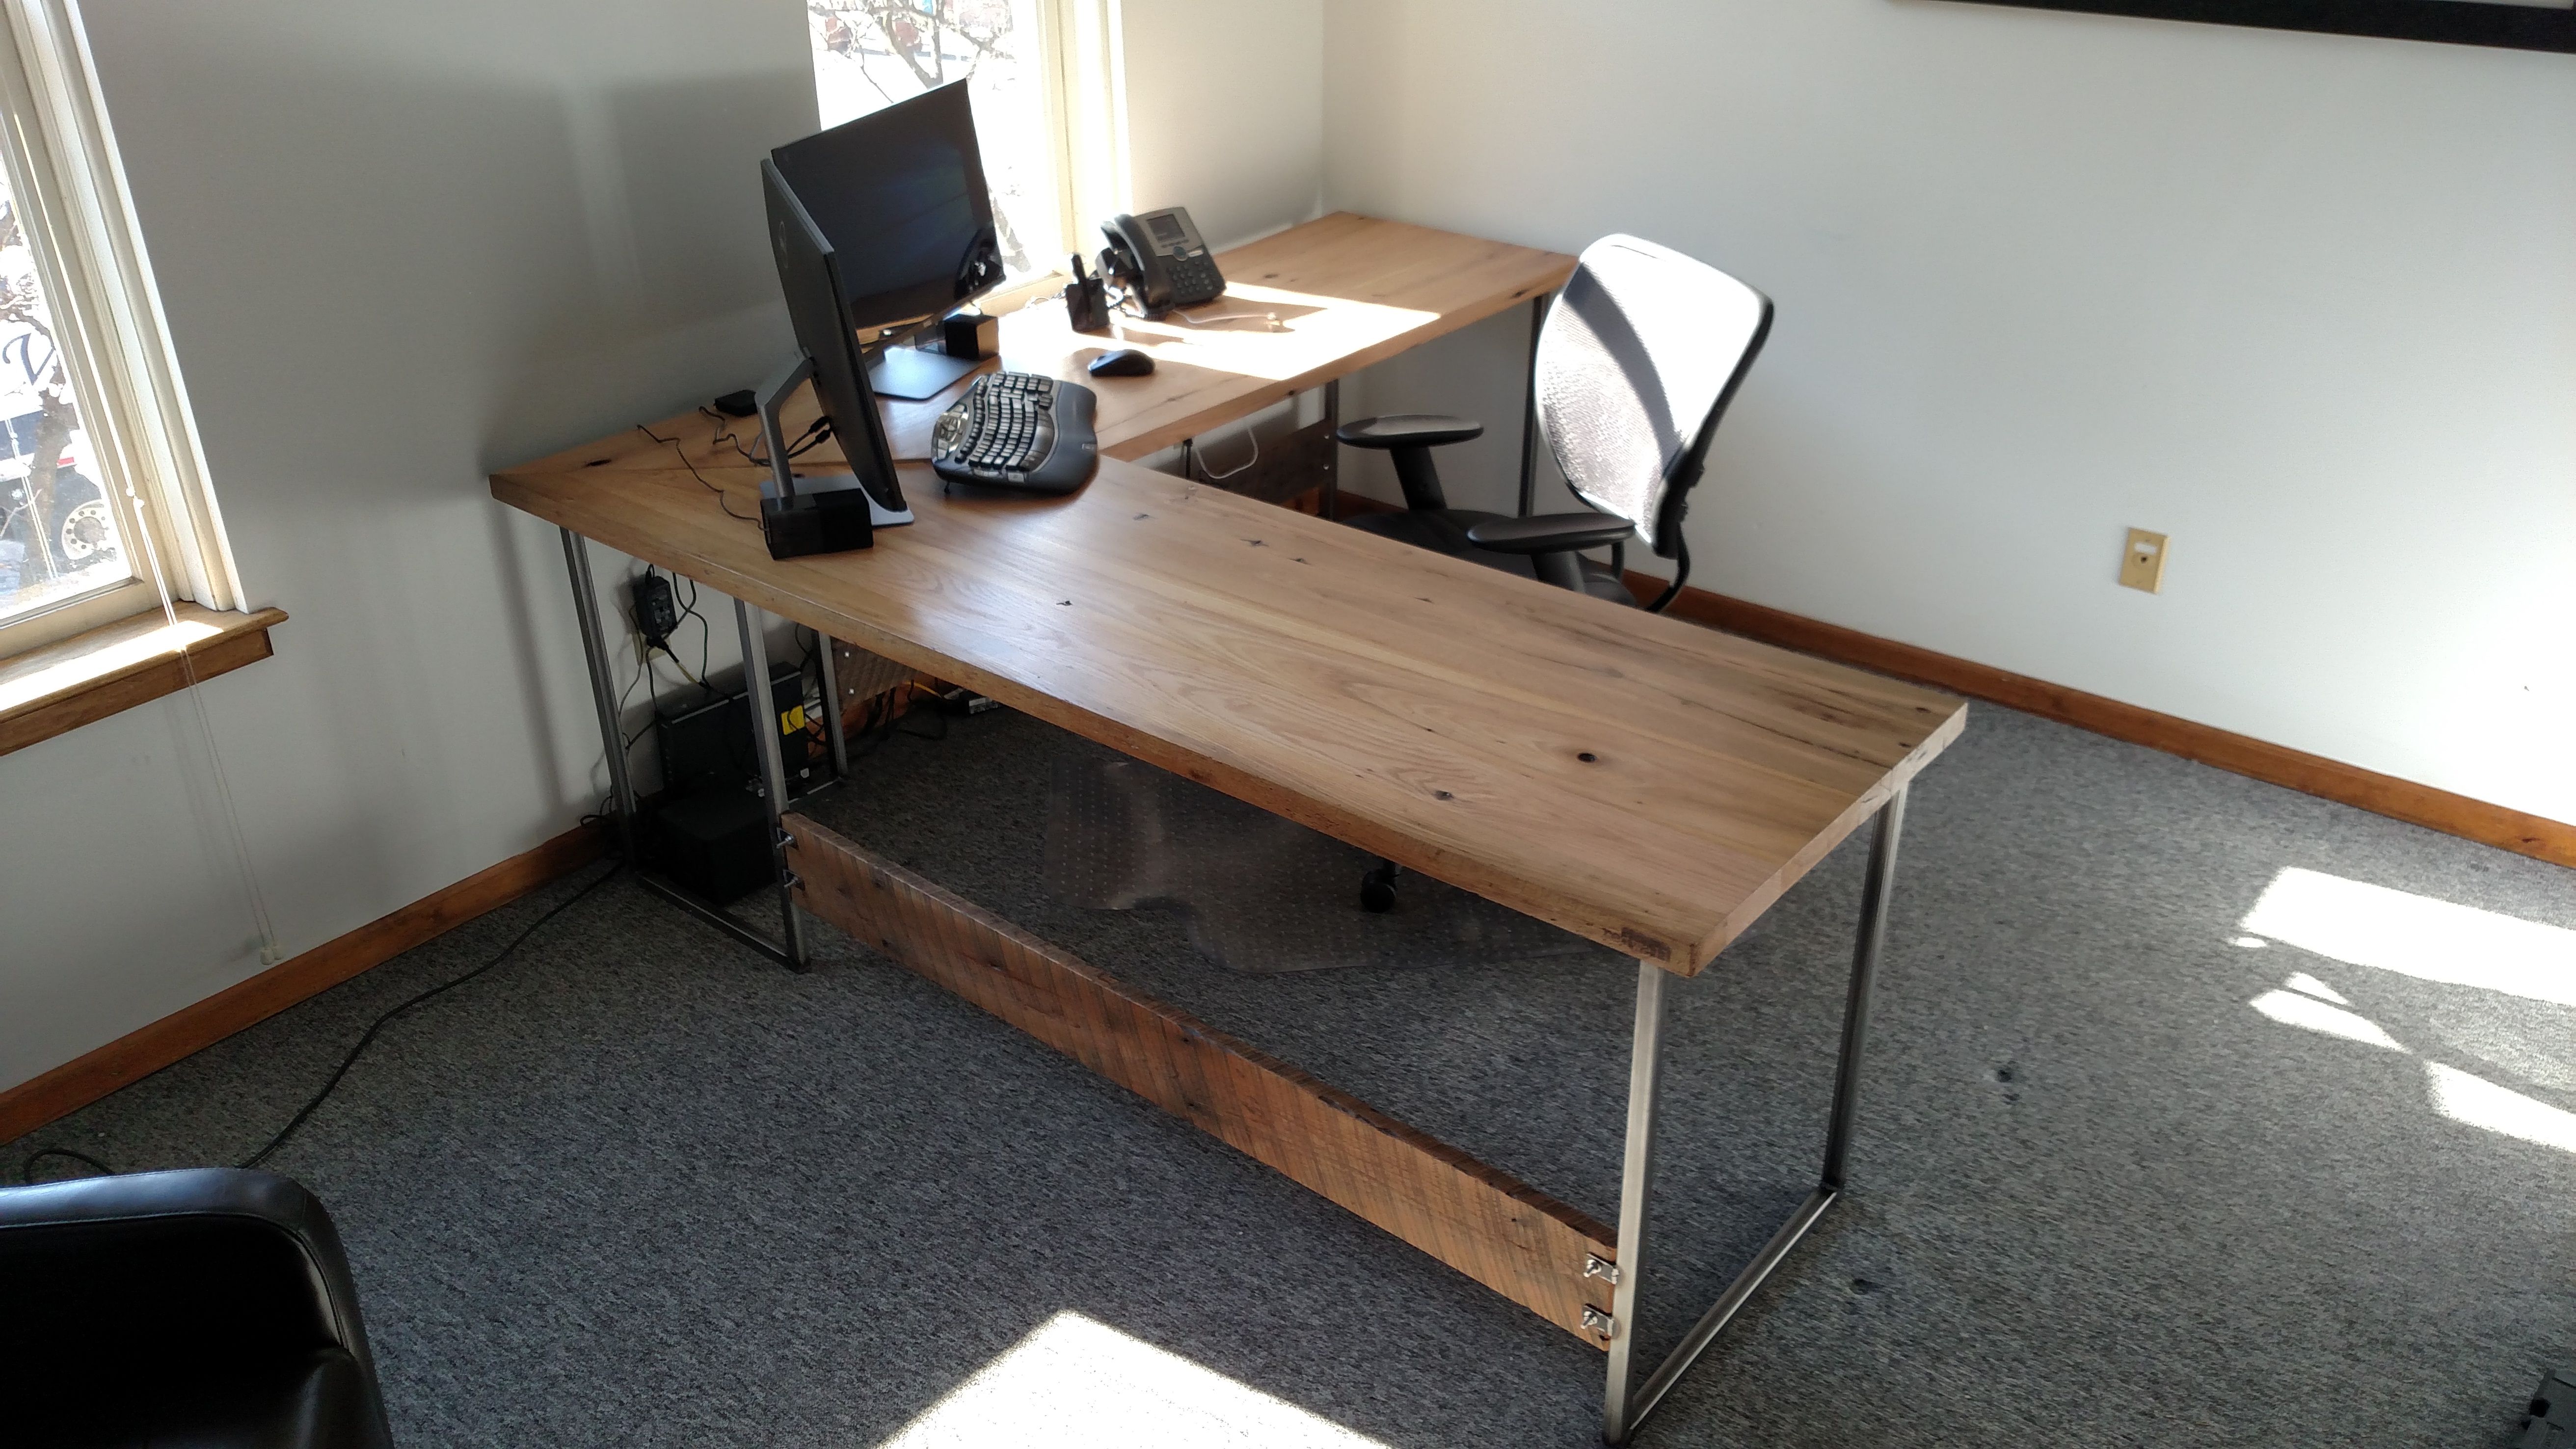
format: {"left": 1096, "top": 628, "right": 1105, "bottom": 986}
{"left": 1535, "top": 235, "right": 1771, "bottom": 557}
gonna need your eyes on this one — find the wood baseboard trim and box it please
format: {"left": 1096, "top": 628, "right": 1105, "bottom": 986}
{"left": 1630, "top": 574, "right": 2576, "bottom": 869}
{"left": 0, "top": 820, "right": 609, "bottom": 1145}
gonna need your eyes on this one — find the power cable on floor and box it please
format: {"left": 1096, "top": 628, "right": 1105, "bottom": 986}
{"left": 17, "top": 862, "right": 623, "bottom": 1185}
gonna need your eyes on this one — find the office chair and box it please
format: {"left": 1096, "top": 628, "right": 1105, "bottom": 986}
{"left": 1, "top": 1167, "right": 397, "bottom": 1449}
{"left": 1339, "top": 235, "right": 1770, "bottom": 911}
{"left": 1337, "top": 232, "right": 1771, "bottom": 612}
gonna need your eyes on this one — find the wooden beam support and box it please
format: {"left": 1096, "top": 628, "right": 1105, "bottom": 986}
{"left": 782, "top": 812, "right": 1620, "bottom": 1346}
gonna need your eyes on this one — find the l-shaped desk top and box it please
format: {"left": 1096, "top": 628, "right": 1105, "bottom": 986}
{"left": 496, "top": 214, "right": 1968, "bottom": 1428}
{"left": 878, "top": 211, "right": 1579, "bottom": 462}
{"left": 494, "top": 433, "right": 1964, "bottom": 974}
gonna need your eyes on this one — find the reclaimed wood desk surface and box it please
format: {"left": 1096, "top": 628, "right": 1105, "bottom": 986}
{"left": 494, "top": 425, "right": 1965, "bottom": 973}
{"left": 876, "top": 212, "right": 1576, "bottom": 463}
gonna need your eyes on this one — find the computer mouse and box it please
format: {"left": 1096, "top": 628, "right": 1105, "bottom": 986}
{"left": 1087, "top": 348, "right": 1155, "bottom": 378}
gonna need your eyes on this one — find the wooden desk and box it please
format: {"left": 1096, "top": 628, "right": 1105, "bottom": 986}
{"left": 500, "top": 445, "right": 1957, "bottom": 974}
{"left": 494, "top": 215, "right": 1965, "bottom": 1442}
{"left": 874, "top": 213, "right": 1574, "bottom": 508}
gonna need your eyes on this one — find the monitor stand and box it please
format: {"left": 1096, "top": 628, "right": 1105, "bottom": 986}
{"left": 763, "top": 472, "right": 912, "bottom": 527}
{"left": 866, "top": 344, "right": 979, "bottom": 401}
{"left": 751, "top": 353, "right": 914, "bottom": 561}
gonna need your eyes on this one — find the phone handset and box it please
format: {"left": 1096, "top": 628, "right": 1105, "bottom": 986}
{"left": 1099, "top": 207, "right": 1224, "bottom": 320}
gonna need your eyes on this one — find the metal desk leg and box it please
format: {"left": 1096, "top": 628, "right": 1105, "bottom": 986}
{"left": 815, "top": 630, "right": 852, "bottom": 779}
{"left": 1516, "top": 291, "right": 1552, "bottom": 518}
{"left": 1321, "top": 377, "right": 1341, "bottom": 521}
{"left": 735, "top": 598, "right": 811, "bottom": 970}
{"left": 1601, "top": 786, "right": 1908, "bottom": 1444}
{"left": 560, "top": 528, "right": 638, "bottom": 865}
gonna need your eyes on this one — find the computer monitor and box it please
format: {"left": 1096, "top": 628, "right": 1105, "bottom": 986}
{"left": 770, "top": 80, "right": 1003, "bottom": 398}
{"left": 757, "top": 156, "right": 908, "bottom": 551}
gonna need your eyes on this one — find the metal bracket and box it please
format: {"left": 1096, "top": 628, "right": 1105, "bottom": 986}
{"left": 1582, "top": 1306, "right": 1616, "bottom": 1337}
{"left": 1584, "top": 1254, "right": 1622, "bottom": 1285}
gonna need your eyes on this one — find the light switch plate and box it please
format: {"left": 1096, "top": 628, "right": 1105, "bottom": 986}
{"left": 2120, "top": 528, "right": 2169, "bottom": 593}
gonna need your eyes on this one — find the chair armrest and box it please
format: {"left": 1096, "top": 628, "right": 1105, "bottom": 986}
{"left": 1334, "top": 414, "right": 1484, "bottom": 450}
{"left": 1463, "top": 512, "right": 1636, "bottom": 554}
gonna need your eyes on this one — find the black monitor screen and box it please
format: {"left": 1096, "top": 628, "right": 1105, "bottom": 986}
{"left": 761, "top": 158, "right": 902, "bottom": 510}
{"left": 770, "top": 81, "right": 1002, "bottom": 334}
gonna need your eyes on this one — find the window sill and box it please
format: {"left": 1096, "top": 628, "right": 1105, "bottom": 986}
{"left": 0, "top": 601, "right": 286, "bottom": 757}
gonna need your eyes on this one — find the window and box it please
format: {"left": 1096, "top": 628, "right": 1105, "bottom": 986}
{"left": 0, "top": 169, "right": 117, "bottom": 627}
{"left": 0, "top": 0, "right": 241, "bottom": 656}
{"left": 805, "top": 0, "right": 1073, "bottom": 280}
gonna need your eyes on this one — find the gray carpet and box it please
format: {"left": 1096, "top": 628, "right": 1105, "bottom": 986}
{"left": 12, "top": 703, "right": 2573, "bottom": 1447}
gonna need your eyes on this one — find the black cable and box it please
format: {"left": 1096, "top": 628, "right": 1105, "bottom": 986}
{"left": 701, "top": 407, "right": 761, "bottom": 468}
{"left": 19, "top": 862, "right": 625, "bottom": 1185}
{"left": 785, "top": 418, "right": 833, "bottom": 458}
{"left": 235, "top": 862, "right": 623, "bottom": 1171}
{"left": 18, "top": 1146, "right": 116, "bottom": 1184}
{"left": 1646, "top": 534, "right": 1690, "bottom": 614}
{"left": 698, "top": 407, "right": 828, "bottom": 468}
{"left": 636, "top": 423, "right": 756, "bottom": 521}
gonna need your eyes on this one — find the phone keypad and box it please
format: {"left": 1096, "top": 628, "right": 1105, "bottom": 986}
{"left": 1166, "top": 252, "right": 1222, "bottom": 303}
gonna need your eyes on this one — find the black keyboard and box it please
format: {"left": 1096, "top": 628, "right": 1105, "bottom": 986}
{"left": 930, "top": 371, "right": 1099, "bottom": 495}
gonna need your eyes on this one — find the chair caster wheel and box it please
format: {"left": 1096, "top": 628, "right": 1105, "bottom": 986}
{"left": 1360, "top": 860, "right": 1399, "bottom": 913}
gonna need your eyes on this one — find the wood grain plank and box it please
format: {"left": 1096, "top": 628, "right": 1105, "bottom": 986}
{"left": 0, "top": 602, "right": 288, "bottom": 757}
{"left": 493, "top": 453, "right": 1963, "bottom": 970}
{"left": 783, "top": 813, "right": 1619, "bottom": 1345}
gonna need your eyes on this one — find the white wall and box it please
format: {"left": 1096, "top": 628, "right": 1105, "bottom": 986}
{"left": 1323, "top": 0, "right": 2576, "bottom": 825}
{"left": 0, "top": 1, "right": 814, "bottom": 1092}
{"left": 1120, "top": 0, "right": 1323, "bottom": 248}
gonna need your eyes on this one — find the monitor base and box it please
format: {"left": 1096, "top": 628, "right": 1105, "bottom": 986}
{"left": 867, "top": 345, "right": 980, "bottom": 401}
{"left": 774, "top": 472, "right": 913, "bottom": 527}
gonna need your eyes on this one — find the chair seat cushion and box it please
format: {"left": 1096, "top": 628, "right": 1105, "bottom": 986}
{"left": 35, "top": 1347, "right": 388, "bottom": 1449}
{"left": 1345, "top": 507, "right": 1636, "bottom": 605}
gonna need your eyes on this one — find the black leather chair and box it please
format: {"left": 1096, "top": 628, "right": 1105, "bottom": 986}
{"left": 1, "top": 1168, "right": 396, "bottom": 1449}
{"left": 1338, "top": 233, "right": 1772, "bottom": 610}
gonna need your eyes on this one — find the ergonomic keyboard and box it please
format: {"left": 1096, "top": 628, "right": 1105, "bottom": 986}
{"left": 930, "top": 371, "right": 1099, "bottom": 495}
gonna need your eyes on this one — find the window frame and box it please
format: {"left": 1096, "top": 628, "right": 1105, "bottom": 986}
{"left": 1954, "top": 0, "right": 2576, "bottom": 54}
{"left": 0, "top": 0, "right": 241, "bottom": 660}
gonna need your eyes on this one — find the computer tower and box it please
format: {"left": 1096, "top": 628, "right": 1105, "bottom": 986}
{"left": 649, "top": 788, "right": 775, "bottom": 905}
{"left": 653, "top": 662, "right": 830, "bottom": 802}
{"left": 647, "top": 660, "right": 830, "bottom": 903}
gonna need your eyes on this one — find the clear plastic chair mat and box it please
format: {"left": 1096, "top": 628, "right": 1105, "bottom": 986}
{"left": 1041, "top": 753, "right": 1596, "bottom": 975}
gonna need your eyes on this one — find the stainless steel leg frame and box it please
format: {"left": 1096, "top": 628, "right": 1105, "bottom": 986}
{"left": 734, "top": 597, "right": 810, "bottom": 970}
{"left": 557, "top": 527, "right": 806, "bottom": 971}
{"left": 561, "top": 527, "right": 639, "bottom": 867}
{"left": 1516, "top": 291, "right": 1553, "bottom": 518}
{"left": 815, "top": 628, "right": 852, "bottom": 778}
{"left": 1321, "top": 377, "right": 1341, "bottom": 521}
{"left": 1601, "top": 785, "right": 1908, "bottom": 1444}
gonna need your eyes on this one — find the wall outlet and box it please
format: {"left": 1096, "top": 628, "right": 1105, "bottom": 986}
{"left": 2120, "top": 529, "right": 2169, "bottom": 593}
